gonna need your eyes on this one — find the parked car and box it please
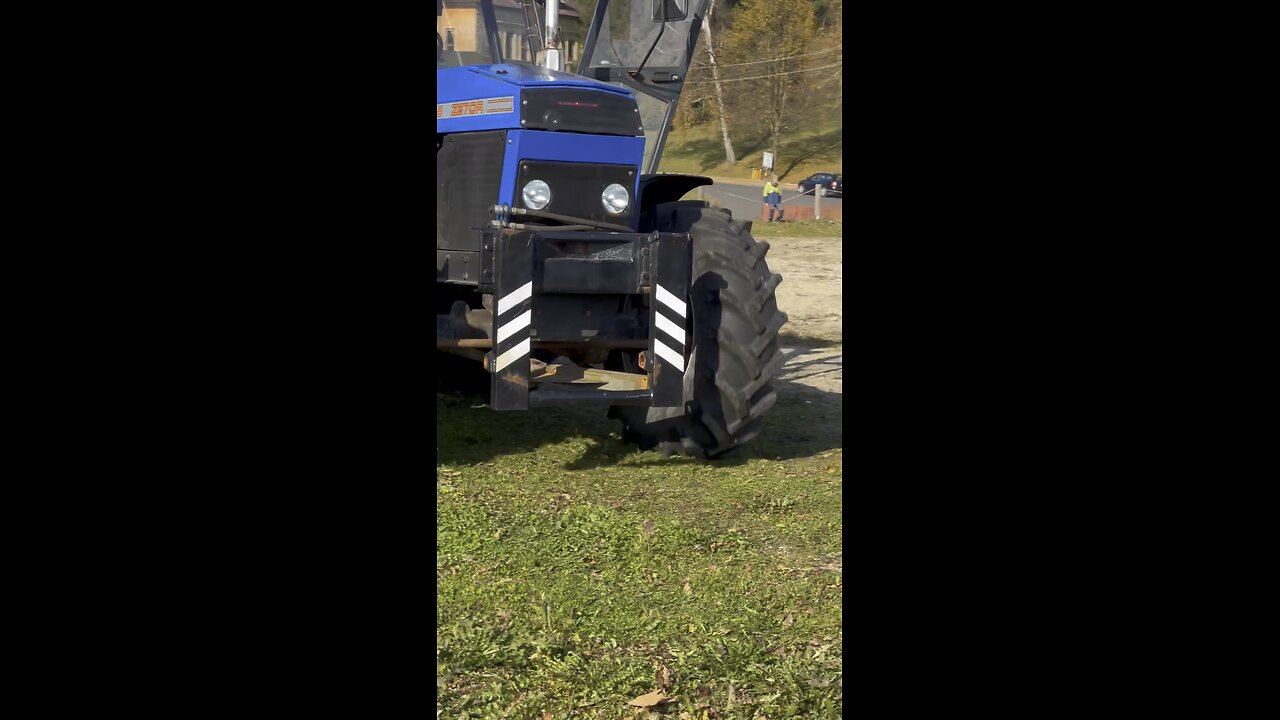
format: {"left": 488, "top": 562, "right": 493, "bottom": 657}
{"left": 797, "top": 172, "right": 842, "bottom": 197}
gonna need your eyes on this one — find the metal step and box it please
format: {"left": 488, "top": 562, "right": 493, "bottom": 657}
{"left": 529, "top": 357, "right": 649, "bottom": 391}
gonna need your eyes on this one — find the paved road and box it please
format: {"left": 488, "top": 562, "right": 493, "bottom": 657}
{"left": 686, "top": 177, "right": 844, "bottom": 222}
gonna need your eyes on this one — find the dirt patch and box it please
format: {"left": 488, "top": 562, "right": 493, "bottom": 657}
{"left": 767, "top": 236, "right": 842, "bottom": 395}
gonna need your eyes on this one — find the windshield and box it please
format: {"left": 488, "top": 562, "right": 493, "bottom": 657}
{"left": 586, "top": 0, "right": 698, "bottom": 72}
{"left": 581, "top": 0, "right": 706, "bottom": 172}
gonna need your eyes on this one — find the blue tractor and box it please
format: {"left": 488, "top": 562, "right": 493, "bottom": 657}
{"left": 437, "top": 0, "right": 786, "bottom": 458}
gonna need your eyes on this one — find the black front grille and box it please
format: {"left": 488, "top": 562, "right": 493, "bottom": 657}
{"left": 521, "top": 88, "right": 643, "bottom": 136}
{"left": 437, "top": 130, "right": 507, "bottom": 252}
{"left": 515, "top": 161, "right": 636, "bottom": 225}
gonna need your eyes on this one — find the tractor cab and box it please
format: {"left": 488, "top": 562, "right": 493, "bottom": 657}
{"left": 437, "top": 0, "right": 701, "bottom": 173}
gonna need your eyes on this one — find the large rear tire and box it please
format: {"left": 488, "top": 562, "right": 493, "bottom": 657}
{"left": 609, "top": 201, "right": 788, "bottom": 458}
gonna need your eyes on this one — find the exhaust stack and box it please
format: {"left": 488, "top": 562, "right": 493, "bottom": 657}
{"left": 543, "top": 0, "right": 561, "bottom": 70}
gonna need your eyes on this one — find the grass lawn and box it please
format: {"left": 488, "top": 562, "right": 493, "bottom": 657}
{"left": 748, "top": 219, "right": 842, "bottom": 239}
{"left": 437, "top": 361, "right": 843, "bottom": 717}
{"left": 659, "top": 121, "right": 842, "bottom": 185}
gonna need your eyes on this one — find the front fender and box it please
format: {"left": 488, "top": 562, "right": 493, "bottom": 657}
{"left": 636, "top": 174, "right": 713, "bottom": 224}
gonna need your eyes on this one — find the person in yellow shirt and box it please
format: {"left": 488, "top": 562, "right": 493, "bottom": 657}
{"left": 762, "top": 175, "right": 783, "bottom": 223}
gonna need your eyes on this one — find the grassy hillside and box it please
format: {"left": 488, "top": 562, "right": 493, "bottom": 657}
{"left": 659, "top": 119, "right": 842, "bottom": 184}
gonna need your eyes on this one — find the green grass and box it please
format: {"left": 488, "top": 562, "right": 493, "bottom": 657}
{"left": 658, "top": 120, "right": 842, "bottom": 184}
{"left": 437, "top": 355, "right": 843, "bottom": 718}
{"left": 748, "top": 219, "right": 843, "bottom": 239}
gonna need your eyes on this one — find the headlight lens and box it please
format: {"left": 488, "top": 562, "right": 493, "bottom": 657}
{"left": 601, "top": 183, "right": 630, "bottom": 215}
{"left": 522, "top": 180, "right": 551, "bottom": 210}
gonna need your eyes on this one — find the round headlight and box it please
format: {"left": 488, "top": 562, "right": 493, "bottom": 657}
{"left": 522, "top": 180, "right": 551, "bottom": 210}
{"left": 601, "top": 183, "right": 630, "bottom": 215}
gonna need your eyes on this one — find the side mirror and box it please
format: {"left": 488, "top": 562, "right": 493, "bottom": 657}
{"left": 651, "top": 0, "right": 688, "bottom": 22}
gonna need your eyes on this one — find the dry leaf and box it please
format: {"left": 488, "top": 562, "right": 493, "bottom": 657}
{"left": 642, "top": 519, "right": 654, "bottom": 537}
{"left": 628, "top": 690, "right": 670, "bottom": 708}
{"left": 782, "top": 613, "right": 795, "bottom": 627}
{"left": 682, "top": 580, "right": 692, "bottom": 595}
{"left": 543, "top": 713, "right": 552, "bottom": 720}
{"left": 657, "top": 664, "right": 673, "bottom": 692}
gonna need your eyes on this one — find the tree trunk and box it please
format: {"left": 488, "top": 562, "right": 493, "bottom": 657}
{"left": 704, "top": 0, "right": 735, "bottom": 165}
{"left": 771, "top": 75, "right": 784, "bottom": 170}
{"left": 769, "top": 47, "right": 786, "bottom": 173}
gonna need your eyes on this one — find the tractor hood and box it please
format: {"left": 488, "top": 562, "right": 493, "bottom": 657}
{"left": 437, "top": 65, "right": 642, "bottom": 136}
{"left": 457, "top": 64, "right": 634, "bottom": 94}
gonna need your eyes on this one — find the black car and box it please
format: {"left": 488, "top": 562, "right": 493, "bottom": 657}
{"left": 797, "top": 172, "right": 842, "bottom": 197}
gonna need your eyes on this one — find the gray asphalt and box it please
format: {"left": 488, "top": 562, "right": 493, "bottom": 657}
{"left": 687, "top": 178, "right": 844, "bottom": 222}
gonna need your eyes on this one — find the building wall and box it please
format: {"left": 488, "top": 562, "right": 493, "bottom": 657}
{"left": 437, "top": 7, "right": 478, "bottom": 52}
{"left": 439, "top": 2, "right": 582, "bottom": 68}
{"left": 493, "top": 5, "right": 581, "bottom": 68}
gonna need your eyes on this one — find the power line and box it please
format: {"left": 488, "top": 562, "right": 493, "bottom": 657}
{"left": 684, "top": 61, "right": 842, "bottom": 85}
{"left": 694, "top": 45, "right": 841, "bottom": 69}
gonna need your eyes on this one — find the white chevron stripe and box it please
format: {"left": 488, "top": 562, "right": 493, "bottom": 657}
{"left": 654, "top": 311, "right": 685, "bottom": 347}
{"left": 497, "top": 281, "right": 533, "bottom": 316}
{"left": 655, "top": 284, "right": 686, "bottom": 319}
{"left": 496, "top": 309, "right": 531, "bottom": 345}
{"left": 494, "top": 337, "right": 531, "bottom": 372}
{"left": 653, "top": 338, "right": 685, "bottom": 372}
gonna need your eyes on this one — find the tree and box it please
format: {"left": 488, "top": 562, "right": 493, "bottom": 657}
{"left": 720, "top": 0, "right": 819, "bottom": 163}
{"left": 703, "top": 0, "right": 736, "bottom": 164}
{"left": 812, "top": 0, "right": 842, "bottom": 115}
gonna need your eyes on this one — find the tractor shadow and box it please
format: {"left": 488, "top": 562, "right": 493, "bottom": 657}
{"left": 435, "top": 335, "right": 841, "bottom": 469}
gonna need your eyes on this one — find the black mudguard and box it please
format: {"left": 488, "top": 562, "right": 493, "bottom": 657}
{"left": 637, "top": 174, "right": 714, "bottom": 220}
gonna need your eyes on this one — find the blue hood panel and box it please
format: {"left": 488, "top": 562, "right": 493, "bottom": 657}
{"left": 437, "top": 65, "right": 634, "bottom": 133}
{"left": 464, "top": 64, "right": 632, "bottom": 94}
